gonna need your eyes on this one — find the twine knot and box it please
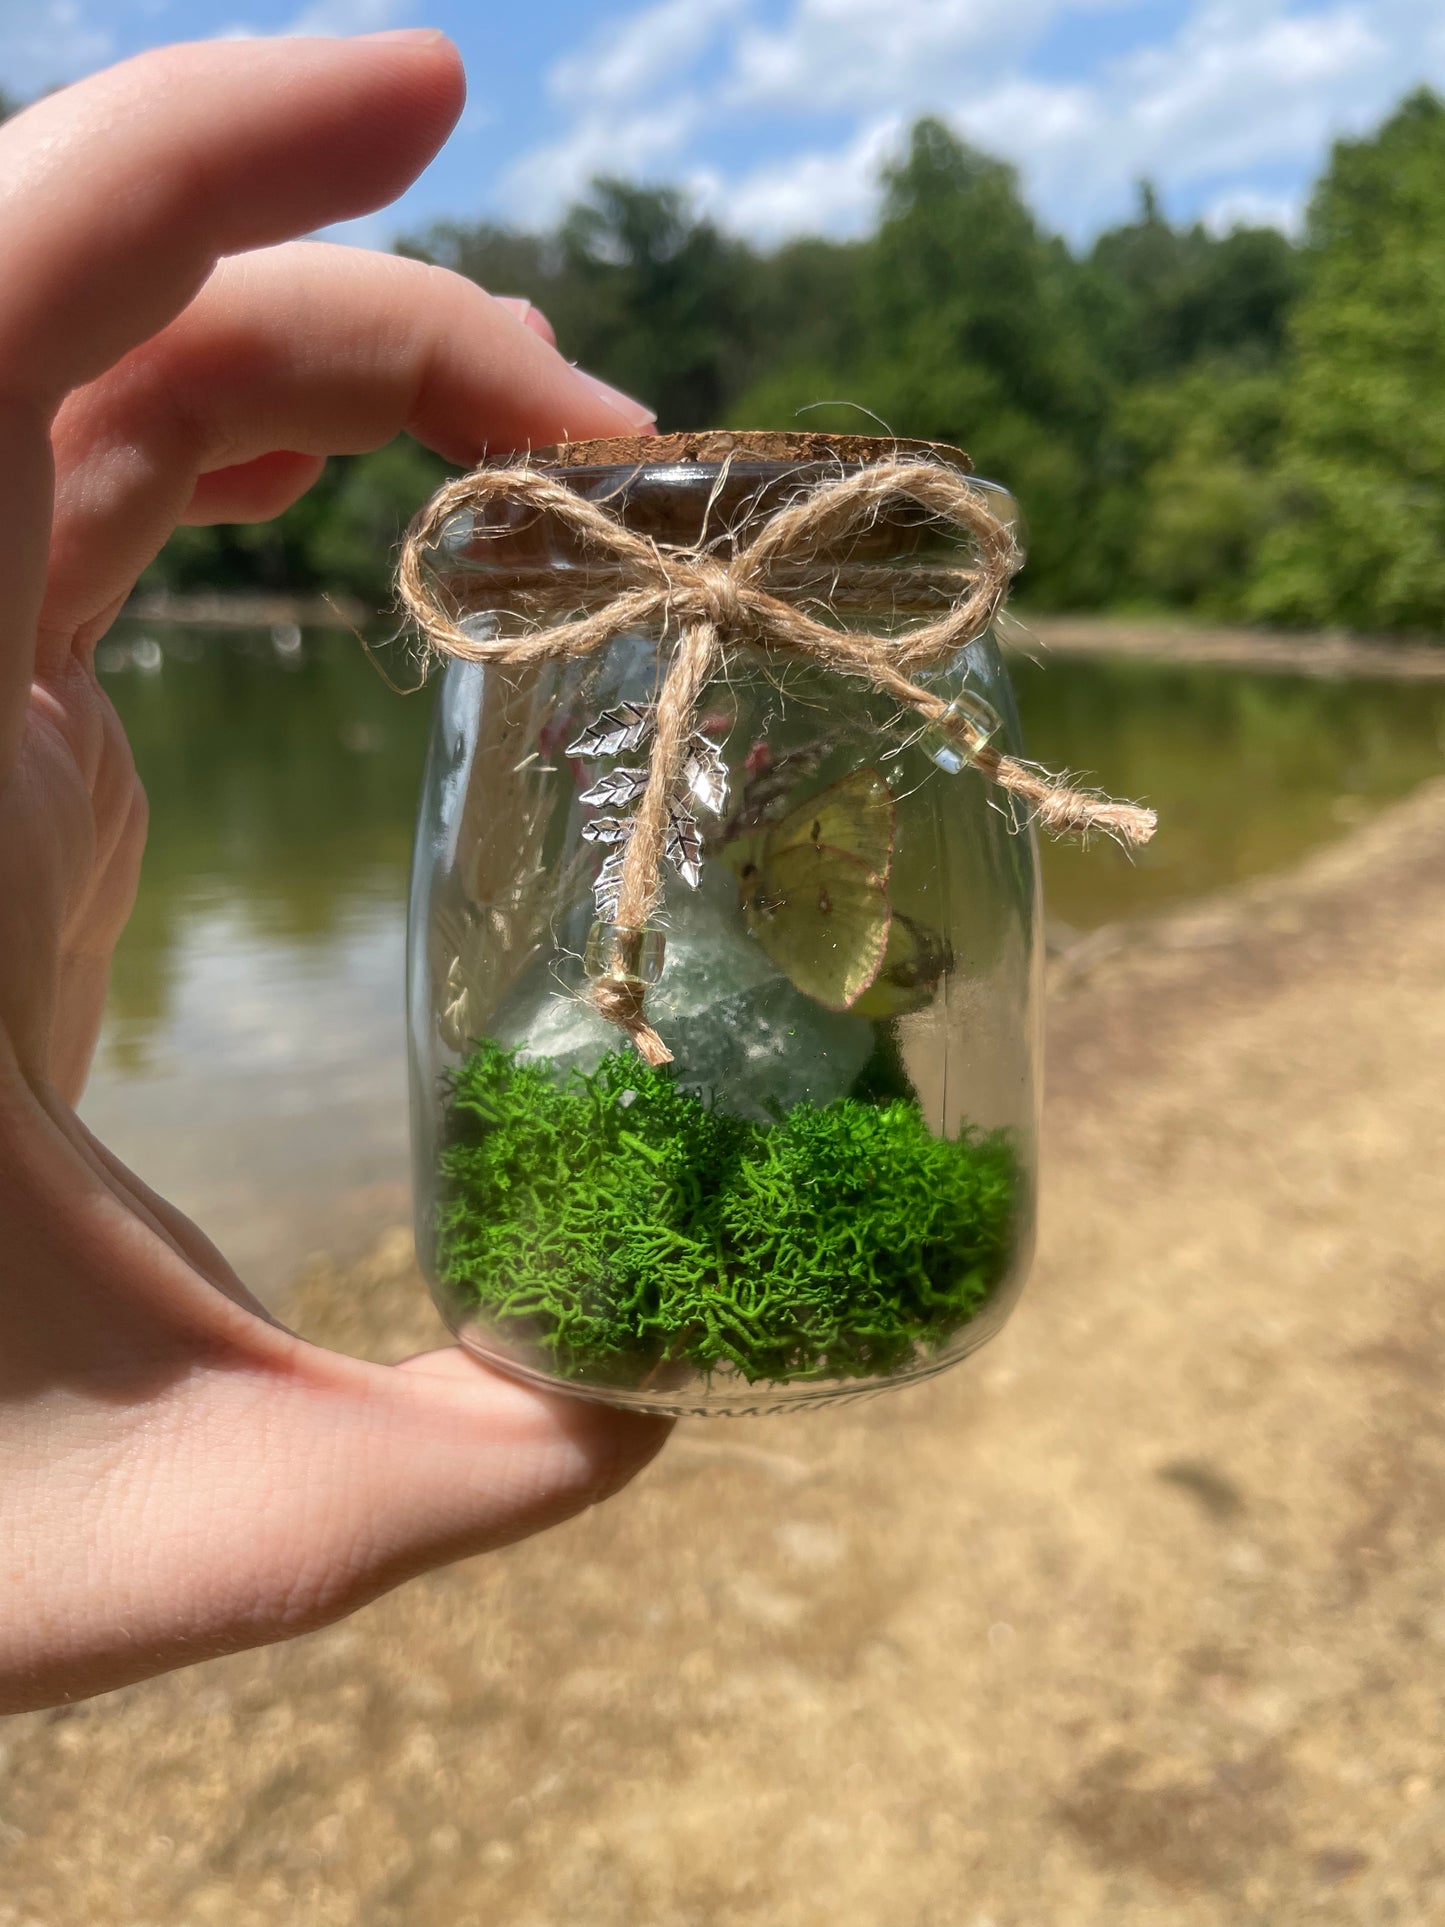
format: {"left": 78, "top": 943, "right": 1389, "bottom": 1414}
{"left": 669, "top": 551, "right": 755, "bottom": 641}
{"left": 399, "top": 448, "right": 1156, "bottom": 1066}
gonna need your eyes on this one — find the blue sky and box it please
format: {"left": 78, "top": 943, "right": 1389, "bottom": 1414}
{"left": 5, "top": 0, "right": 1445, "bottom": 250}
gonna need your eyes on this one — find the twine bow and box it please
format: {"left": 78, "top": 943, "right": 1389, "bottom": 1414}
{"left": 399, "top": 454, "right": 1156, "bottom": 1066}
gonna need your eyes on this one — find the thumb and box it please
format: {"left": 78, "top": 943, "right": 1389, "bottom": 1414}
{"left": 373, "top": 1344, "right": 672, "bottom": 1560}
{"left": 225, "top": 1337, "right": 672, "bottom": 1634}
{"left": 2, "top": 1318, "right": 668, "bottom": 1713}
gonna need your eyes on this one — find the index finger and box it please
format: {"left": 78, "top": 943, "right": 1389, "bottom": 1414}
{"left": 0, "top": 33, "right": 466, "bottom": 775}
{"left": 0, "top": 33, "right": 466, "bottom": 407}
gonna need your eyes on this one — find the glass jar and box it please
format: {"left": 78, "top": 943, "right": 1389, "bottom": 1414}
{"left": 406, "top": 432, "right": 1041, "bottom": 1415}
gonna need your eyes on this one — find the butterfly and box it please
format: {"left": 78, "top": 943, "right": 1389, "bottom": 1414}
{"left": 852, "top": 911, "right": 954, "bottom": 1019}
{"left": 724, "top": 767, "right": 897, "bottom": 1012}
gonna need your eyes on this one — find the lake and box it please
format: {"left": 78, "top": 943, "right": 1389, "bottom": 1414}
{"left": 79, "top": 621, "right": 1445, "bottom": 1299}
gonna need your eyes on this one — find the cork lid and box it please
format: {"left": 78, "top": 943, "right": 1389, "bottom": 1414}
{"left": 523, "top": 429, "right": 971, "bottom": 472}
{"left": 485, "top": 429, "right": 973, "bottom": 550}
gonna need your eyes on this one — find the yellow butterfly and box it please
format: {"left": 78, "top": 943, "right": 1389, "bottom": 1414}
{"left": 725, "top": 768, "right": 896, "bottom": 1011}
{"left": 852, "top": 911, "right": 953, "bottom": 1019}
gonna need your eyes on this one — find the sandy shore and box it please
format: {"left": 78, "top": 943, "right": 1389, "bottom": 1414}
{"left": 3, "top": 778, "right": 1445, "bottom": 1926}
{"left": 1023, "top": 614, "right": 1445, "bottom": 681}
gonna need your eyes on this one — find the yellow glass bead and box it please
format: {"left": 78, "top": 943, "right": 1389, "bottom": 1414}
{"left": 583, "top": 921, "right": 667, "bottom": 985}
{"left": 921, "top": 691, "right": 1003, "bottom": 773}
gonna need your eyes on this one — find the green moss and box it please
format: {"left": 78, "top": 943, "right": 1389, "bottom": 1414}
{"left": 435, "top": 1041, "right": 1020, "bottom": 1389}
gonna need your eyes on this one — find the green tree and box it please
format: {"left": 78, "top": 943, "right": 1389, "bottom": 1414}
{"left": 154, "top": 115, "right": 1320, "bottom": 615}
{"left": 140, "top": 438, "right": 447, "bottom": 610}
{"left": 745, "top": 235, "right": 868, "bottom": 374}
{"left": 1085, "top": 183, "right": 1301, "bottom": 381}
{"left": 733, "top": 121, "right": 1113, "bottom": 604}
{"left": 1250, "top": 89, "right": 1445, "bottom": 629}
{"left": 554, "top": 180, "right": 753, "bottom": 427}
{"left": 1078, "top": 188, "right": 1301, "bottom": 609}
{"left": 1111, "top": 364, "right": 1287, "bottom": 613}
{"left": 406, "top": 183, "right": 757, "bottom": 430}
{"left": 398, "top": 219, "right": 558, "bottom": 302}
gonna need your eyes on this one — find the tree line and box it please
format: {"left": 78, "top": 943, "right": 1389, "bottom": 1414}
{"left": 119, "top": 85, "right": 1445, "bottom": 633}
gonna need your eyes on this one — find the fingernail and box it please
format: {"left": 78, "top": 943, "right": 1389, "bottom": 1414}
{"left": 359, "top": 27, "right": 448, "bottom": 44}
{"left": 572, "top": 368, "right": 658, "bottom": 429}
{"left": 494, "top": 297, "right": 556, "bottom": 346}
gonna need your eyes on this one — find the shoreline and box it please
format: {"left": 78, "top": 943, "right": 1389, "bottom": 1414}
{"left": 122, "top": 589, "right": 372, "bottom": 630}
{"left": 120, "top": 592, "right": 1445, "bottom": 680}
{"left": 1020, "top": 612, "right": 1445, "bottom": 680}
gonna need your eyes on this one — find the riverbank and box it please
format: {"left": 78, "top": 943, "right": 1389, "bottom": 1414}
{"left": 1023, "top": 613, "right": 1445, "bottom": 681}
{"left": 124, "top": 590, "right": 371, "bottom": 630}
{"left": 5, "top": 777, "right": 1445, "bottom": 1925}
{"left": 123, "top": 592, "right": 1445, "bottom": 682}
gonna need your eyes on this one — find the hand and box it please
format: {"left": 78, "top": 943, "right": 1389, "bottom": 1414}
{"left": 0, "top": 32, "right": 668, "bottom": 1714}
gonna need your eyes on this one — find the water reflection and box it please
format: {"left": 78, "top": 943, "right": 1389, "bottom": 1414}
{"left": 1011, "top": 653, "right": 1445, "bottom": 931}
{"left": 84, "top": 623, "right": 432, "bottom": 1295}
{"left": 81, "top": 621, "right": 1445, "bottom": 1297}
{"left": 98, "top": 623, "right": 430, "bottom": 1075}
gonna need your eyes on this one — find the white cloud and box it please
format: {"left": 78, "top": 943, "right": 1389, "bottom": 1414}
{"left": 502, "top": 93, "right": 701, "bottom": 226}
{"left": 956, "top": 74, "right": 1101, "bottom": 167}
{"left": 726, "top": 0, "right": 1070, "bottom": 114}
{"left": 693, "top": 113, "right": 905, "bottom": 242}
{"left": 1119, "top": 4, "right": 1381, "bottom": 173}
{"left": 504, "top": 0, "right": 1445, "bottom": 243}
{"left": 1010, "top": 0, "right": 1443, "bottom": 235}
{"left": 500, "top": 0, "right": 750, "bottom": 222}
{"left": 213, "top": 0, "right": 411, "bottom": 42}
{"left": 550, "top": 0, "right": 748, "bottom": 109}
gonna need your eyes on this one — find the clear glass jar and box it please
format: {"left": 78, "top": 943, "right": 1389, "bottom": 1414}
{"left": 407, "top": 433, "right": 1041, "bottom": 1415}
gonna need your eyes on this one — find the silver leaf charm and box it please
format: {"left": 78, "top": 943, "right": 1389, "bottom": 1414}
{"left": 566, "top": 702, "right": 655, "bottom": 759}
{"left": 594, "top": 848, "right": 626, "bottom": 919}
{"left": 579, "top": 765, "right": 649, "bottom": 808}
{"left": 681, "top": 733, "right": 729, "bottom": 816}
{"left": 573, "top": 704, "right": 725, "bottom": 915}
{"left": 665, "top": 804, "right": 704, "bottom": 889}
{"left": 581, "top": 814, "right": 633, "bottom": 846}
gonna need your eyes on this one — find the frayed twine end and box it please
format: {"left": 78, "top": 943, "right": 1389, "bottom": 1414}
{"left": 1032, "top": 791, "right": 1158, "bottom": 846}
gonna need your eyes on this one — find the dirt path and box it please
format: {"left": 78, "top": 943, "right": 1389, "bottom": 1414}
{"left": 4, "top": 780, "right": 1445, "bottom": 1927}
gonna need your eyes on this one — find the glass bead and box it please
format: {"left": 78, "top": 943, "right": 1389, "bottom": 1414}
{"left": 583, "top": 921, "right": 667, "bottom": 986}
{"left": 921, "top": 690, "right": 1004, "bottom": 773}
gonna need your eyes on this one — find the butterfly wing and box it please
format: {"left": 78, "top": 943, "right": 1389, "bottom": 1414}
{"left": 769, "top": 767, "right": 896, "bottom": 882}
{"left": 740, "top": 842, "right": 892, "bottom": 1012}
{"left": 851, "top": 911, "right": 952, "bottom": 1018}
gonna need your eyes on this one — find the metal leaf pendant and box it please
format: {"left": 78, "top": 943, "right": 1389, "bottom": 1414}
{"left": 571, "top": 703, "right": 728, "bottom": 916}
{"left": 681, "top": 734, "right": 729, "bottom": 815}
{"left": 594, "top": 848, "right": 626, "bottom": 920}
{"left": 566, "top": 703, "right": 655, "bottom": 759}
{"left": 580, "top": 814, "right": 633, "bottom": 846}
{"left": 665, "top": 804, "right": 704, "bottom": 889}
{"left": 578, "top": 765, "right": 649, "bottom": 808}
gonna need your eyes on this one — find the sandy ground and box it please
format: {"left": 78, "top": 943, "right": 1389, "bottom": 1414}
{"left": 3, "top": 778, "right": 1445, "bottom": 1927}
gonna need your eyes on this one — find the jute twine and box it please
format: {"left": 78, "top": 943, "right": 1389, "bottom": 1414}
{"left": 398, "top": 450, "right": 1157, "bottom": 1066}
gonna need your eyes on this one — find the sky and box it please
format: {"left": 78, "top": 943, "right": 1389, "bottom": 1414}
{"left": 4, "top": 0, "right": 1445, "bottom": 252}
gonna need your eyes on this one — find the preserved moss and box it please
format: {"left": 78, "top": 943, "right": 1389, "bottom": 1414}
{"left": 435, "top": 1040, "right": 1019, "bottom": 1389}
